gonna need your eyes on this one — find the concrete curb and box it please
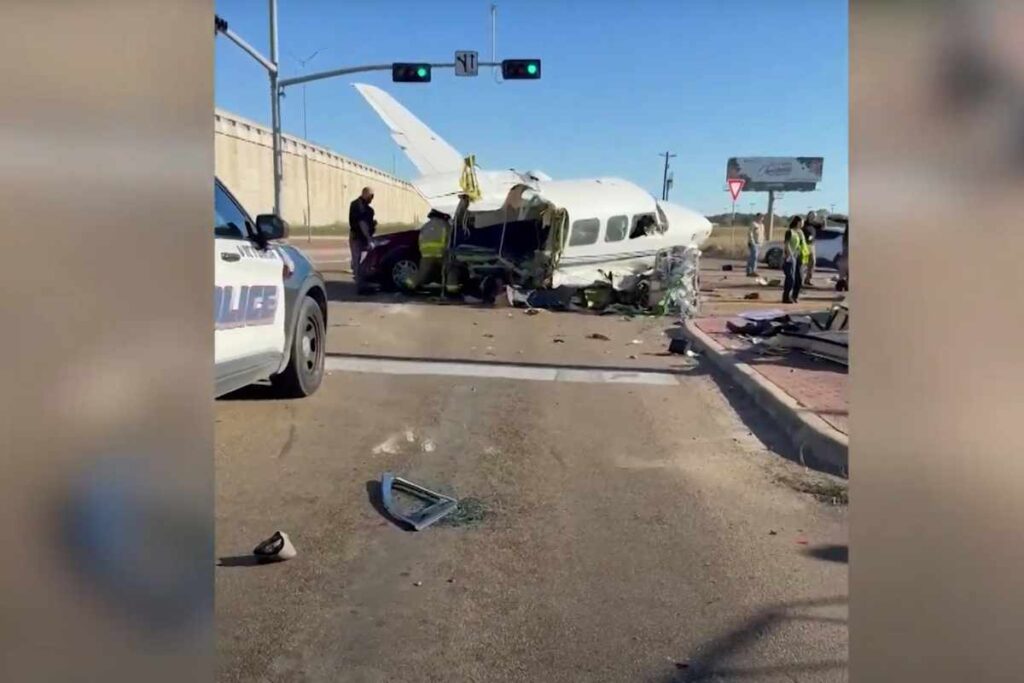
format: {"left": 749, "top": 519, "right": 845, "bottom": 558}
{"left": 682, "top": 319, "right": 849, "bottom": 476}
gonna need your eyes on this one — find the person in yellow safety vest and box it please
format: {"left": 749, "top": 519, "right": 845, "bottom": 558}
{"left": 413, "top": 210, "right": 450, "bottom": 290}
{"left": 782, "top": 215, "right": 807, "bottom": 304}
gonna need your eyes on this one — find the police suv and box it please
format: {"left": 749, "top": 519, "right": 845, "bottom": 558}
{"left": 215, "top": 179, "right": 327, "bottom": 398}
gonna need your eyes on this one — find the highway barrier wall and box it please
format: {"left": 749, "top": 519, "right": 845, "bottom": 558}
{"left": 215, "top": 108, "right": 430, "bottom": 228}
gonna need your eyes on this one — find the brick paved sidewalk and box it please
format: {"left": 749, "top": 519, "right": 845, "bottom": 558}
{"left": 694, "top": 316, "right": 848, "bottom": 435}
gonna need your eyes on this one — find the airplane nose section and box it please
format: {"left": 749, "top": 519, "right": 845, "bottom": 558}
{"left": 658, "top": 201, "right": 713, "bottom": 246}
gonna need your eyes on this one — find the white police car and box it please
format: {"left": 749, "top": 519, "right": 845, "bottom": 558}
{"left": 215, "top": 179, "right": 327, "bottom": 397}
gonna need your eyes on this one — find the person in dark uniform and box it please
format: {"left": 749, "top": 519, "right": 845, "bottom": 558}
{"left": 348, "top": 187, "right": 376, "bottom": 292}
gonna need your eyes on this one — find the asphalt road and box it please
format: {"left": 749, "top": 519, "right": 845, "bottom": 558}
{"left": 216, "top": 247, "right": 848, "bottom": 682}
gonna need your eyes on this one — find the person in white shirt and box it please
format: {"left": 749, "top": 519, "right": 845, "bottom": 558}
{"left": 746, "top": 212, "right": 765, "bottom": 276}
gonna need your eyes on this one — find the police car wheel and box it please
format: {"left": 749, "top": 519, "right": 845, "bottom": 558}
{"left": 765, "top": 248, "right": 783, "bottom": 270}
{"left": 271, "top": 296, "right": 325, "bottom": 398}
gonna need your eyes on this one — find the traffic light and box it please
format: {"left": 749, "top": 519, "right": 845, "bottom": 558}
{"left": 392, "top": 63, "right": 431, "bottom": 83}
{"left": 501, "top": 59, "right": 541, "bottom": 80}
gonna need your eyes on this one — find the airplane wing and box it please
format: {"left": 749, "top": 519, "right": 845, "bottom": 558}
{"left": 352, "top": 83, "right": 464, "bottom": 176}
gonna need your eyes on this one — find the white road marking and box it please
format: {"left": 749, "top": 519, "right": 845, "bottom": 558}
{"left": 325, "top": 356, "right": 683, "bottom": 386}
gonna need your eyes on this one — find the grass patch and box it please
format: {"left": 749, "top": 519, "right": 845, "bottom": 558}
{"left": 777, "top": 474, "right": 848, "bottom": 505}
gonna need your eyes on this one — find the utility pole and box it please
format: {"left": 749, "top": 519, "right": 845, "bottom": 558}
{"left": 268, "top": 0, "right": 283, "bottom": 219}
{"left": 292, "top": 48, "right": 326, "bottom": 242}
{"left": 659, "top": 151, "right": 677, "bottom": 201}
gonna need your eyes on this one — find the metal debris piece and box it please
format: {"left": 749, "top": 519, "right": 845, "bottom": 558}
{"left": 380, "top": 472, "right": 458, "bottom": 531}
{"left": 587, "top": 332, "right": 611, "bottom": 341}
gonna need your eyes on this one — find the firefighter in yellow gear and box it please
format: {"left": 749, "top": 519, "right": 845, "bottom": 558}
{"left": 413, "top": 210, "right": 450, "bottom": 290}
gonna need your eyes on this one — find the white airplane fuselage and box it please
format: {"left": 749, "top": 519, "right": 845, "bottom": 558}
{"left": 351, "top": 83, "right": 712, "bottom": 289}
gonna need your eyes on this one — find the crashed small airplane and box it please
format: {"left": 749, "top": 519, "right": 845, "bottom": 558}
{"left": 353, "top": 83, "right": 712, "bottom": 293}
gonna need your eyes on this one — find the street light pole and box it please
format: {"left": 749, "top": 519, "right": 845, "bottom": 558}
{"left": 268, "top": 0, "right": 283, "bottom": 219}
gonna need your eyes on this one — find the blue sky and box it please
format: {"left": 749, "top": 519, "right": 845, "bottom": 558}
{"left": 215, "top": 0, "right": 848, "bottom": 216}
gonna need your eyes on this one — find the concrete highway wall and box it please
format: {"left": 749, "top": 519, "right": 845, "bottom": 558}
{"left": 215, "top": 109, "right": 430, "bottom": 228}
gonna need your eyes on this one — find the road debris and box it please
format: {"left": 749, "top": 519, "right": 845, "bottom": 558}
{"left": 630, "top": 339, "right": 643, "bottom": 345}
{"left": 413, "top": 581, "right": 423, "bottom": 587}
{"left": 422, "top": 439, "right": 436, "bottom": 453}
{"left": 553, "top": 338, "right": 566, "bottom": 344}
{"left": 587, "top": 333, "right": 611, "bottom": 341}
{"left": 252, "top": 531, "right": 296, "bottom": 563}
{"left": 743, "top": 292, "right": 760, "bottom": 300}
{"left": 380, "top": 473, "right": 458, "bottom": 531}
{"left": 721, "top": 264, "right": 733, "bottom": 271}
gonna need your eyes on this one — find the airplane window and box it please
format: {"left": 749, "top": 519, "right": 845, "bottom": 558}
{"left": 630, "top": 213, "right": 656, "bottom": 239}
{"left": 605, "top": 215, "right": 628, "bottom": 242}
{"left": 568, "top": 218, "right": 600, "bottom": 246}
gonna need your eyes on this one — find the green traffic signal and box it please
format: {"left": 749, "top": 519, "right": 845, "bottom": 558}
{"left": 501, "top": 59, "right": 542, "bottom": 80}
{"left": 392, "top": 63, "right": 431, "bottom": 83}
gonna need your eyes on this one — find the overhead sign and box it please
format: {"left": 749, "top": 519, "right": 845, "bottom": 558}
{"left": 454, "top": 51, "right": 478, "bottom": 77}
{"left": 726, "top": 157, "right": 824, "bottom": 192}
{"left": 727, "top": 178, "right": 745, "bottom": 201}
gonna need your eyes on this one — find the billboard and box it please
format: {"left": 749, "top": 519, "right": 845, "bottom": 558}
{"left": 726, "top": 157, "right": 824, "bottom": 192}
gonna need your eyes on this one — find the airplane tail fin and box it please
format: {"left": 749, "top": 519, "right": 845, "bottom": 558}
{"left": 352, "top": 83, "right": 465, "bottom": 177}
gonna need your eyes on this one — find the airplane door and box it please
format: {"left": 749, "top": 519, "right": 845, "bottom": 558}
{"left": 214, "top": 185, "right": 286, "bottom": 386}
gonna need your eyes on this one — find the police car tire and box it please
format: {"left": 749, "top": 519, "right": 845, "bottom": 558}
{"left": 271, "top": 296, "right": 325, "bottom": 398}
{"left": 765, "top": 248, "right": 783, "bottom": 270}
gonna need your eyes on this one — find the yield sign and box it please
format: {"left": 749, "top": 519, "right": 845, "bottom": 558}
{"left": 727, "top": 178, "right": 745, "bottom": 201}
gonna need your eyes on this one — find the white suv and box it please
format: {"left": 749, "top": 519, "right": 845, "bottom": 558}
{"left": 214, "top": 179, "right": 327, "bottom": 398}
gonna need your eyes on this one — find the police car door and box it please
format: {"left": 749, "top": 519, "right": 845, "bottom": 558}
{"left": 214, "top": 183, "right": 287, "bottom": 390}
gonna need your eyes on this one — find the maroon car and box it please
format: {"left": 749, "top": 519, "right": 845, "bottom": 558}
{"left": 358, "top": 228, "right": 423, "bottom": 291}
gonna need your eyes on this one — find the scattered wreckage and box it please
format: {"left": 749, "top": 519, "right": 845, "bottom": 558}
{"left": 358, "top": 177, "right": 706, "bottom": 314}
{"left": 725, "top": 303, "right": 849, "bottom": 366}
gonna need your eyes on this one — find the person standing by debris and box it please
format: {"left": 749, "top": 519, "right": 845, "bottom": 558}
{"left": 802, "top": 211, "right": 820, "bottom": 287}
{"left": 746, "top": 212, "right": 765, "bottom": 277}
{"left": 348, "top": 187, "right": 377, "bottom": 293}
{"left": 782, "top": 215, "right": 807, "bottom": 304}
{"left": 414, "top": 209, "right": 451, "bottom": 290}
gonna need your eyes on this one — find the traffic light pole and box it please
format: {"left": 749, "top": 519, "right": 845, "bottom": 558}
{"left": 217, "top": 2, "right": 522, "bottom": 218}
{"left": 268, "top": 0, "right": 283, "bottom": 222}
{"left": 278, "top": 62, "right": 504, "bottom": 88}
